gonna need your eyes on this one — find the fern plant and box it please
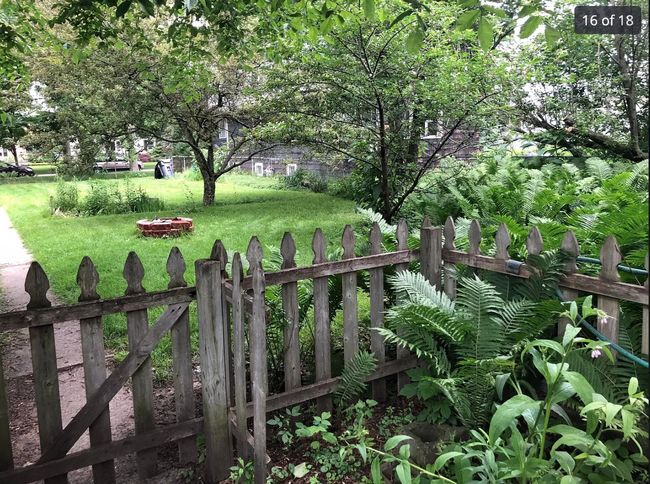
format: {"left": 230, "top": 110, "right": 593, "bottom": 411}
{"left": 334, "top": 351, "right": 377, "bottom": 405}
{"left": 378, "top": 271, "right": 557, "bottom": 429}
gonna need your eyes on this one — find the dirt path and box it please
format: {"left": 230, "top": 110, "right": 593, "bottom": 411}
{"left": 0, "top": 208, "right": 159, "bottom": 483}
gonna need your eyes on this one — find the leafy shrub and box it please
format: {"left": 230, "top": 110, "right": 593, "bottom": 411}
{"left": 354, "top": 306, "right": 649, "bottom": 483}
{"left": 178, "top": 165, "right": 203, "bottom": 181}
{"left": 51, "top": 179, "right": 79, "bottom": 213}
{"left": 327, "top": 175, "right": 357, "bottom": 200}
{"left": 284, "top": 169, "right": 328, "bottom": 193}
{"left": 51, "top": 180, "right": 164, "bottom": 216}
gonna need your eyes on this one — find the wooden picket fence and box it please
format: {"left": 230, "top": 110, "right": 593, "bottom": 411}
{"left": 0, "top": 216, "right": 647, "bottom": 484}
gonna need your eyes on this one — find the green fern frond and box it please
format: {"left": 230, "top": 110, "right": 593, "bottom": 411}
{"left": 585, "top": 157, "right": 613, "bottom": 180}
{"left": 263, "top": 245, "right": 284, "bottom": 272}
{"left": 354, "top": 207, "right": 397, "bottom": 233}
{"left": 375, "top": 325, "right": 452, "bottom": 376}
{"left": 454, "top": 277, "right": 506, "bottom": 361}
{"left": 498, "top": 298, "right": 537, "bottom": 343}
{"left": 334, "top": 351, "right": 377, "bottom": 404}
{"left": 388, "top": 270, "right": 455, "bottom": 313}
{"left": 385, "top": 305, "right": 468, "bottom": 342}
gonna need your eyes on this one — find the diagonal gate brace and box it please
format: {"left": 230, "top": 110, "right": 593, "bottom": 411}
{"left": 36, "top": 303, "right": 190, "bottom": 465}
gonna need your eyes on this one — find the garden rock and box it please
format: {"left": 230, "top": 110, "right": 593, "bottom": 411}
{"left": 388, "top": 422, "right": 469, "bottom": 474}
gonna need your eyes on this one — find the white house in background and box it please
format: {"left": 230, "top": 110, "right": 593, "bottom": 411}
{"left": 0, "top": 145, "right": 29, "bottom": 164}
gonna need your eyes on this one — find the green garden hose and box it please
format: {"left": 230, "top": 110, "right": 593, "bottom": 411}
{"left": 552, "top": 283, "right": 649, "bottom": 369}
{"left": 575, "top": 256, "right": 648, "bottom": 277}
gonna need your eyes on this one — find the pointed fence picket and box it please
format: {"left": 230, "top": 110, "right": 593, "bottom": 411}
{"left": 369, "top": 223, "right": 386, "bottom": 402}
{"left": 312, "top": 228, "right": 332, "bottom": 414}
{"left": 281, "top": 232, "right": 301, "bottom": 393}
{"left": 0, "top": 217, "right": 646, "bottom": 484}
{"left": 25, "top": 262, "right": 67, "bottom": 484}
{"left": 77, "top": 257, "right": 115, "bottom": 484}
{"left": 341, "top": 225, "right": 358, "bottom": 365}
{"left": 123, "top": 252, "right": 157, "bottom": 480}
{"left": 395, "top": 218, "right": 411, "bottom": 391}
{"left": 559, "top": 231, "right": 580, "bottom": 336}
{"left": 166, "top": 248, "right": 197, "bottom": 464}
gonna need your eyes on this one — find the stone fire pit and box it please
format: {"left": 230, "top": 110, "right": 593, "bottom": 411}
{"left": 136, "top": 217, "right": 194, "bottom": 238}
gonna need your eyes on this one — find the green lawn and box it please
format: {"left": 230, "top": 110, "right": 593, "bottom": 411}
{"left": 28, "top": 164, "right": 57, "bottom": 175}
{"left": 0, "top": 176, "right": 362, "bottom": 380}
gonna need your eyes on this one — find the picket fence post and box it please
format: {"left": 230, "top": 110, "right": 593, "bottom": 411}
{"left": 195, "top": 258, "right": 232, "bottom": 483}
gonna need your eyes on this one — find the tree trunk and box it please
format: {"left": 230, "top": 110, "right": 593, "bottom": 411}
{"left": 614, "top": 34, "right": 643, "bottom": 159}
{"left": 202, "top": 174, "right": 216, "bottom": 205}
{"left": 376, "top": 99, "right": 392, "bottom": 224}
{"left": 11, "top": 146, "right": 18, "bottom": 166}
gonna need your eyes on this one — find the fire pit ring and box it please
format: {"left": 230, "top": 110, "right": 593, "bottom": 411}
{"left": 136, "top": 217, "right": 194, "bottom": 238}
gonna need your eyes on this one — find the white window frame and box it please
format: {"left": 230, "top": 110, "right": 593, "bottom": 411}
{"left": 254, "top": 162, "right": 264, "bottom": 176}
{"left": 219, "top": 120, "right": 229, "bottom": 139}
{"left": 145, "top": 139, "right": 156, "bottom": 151}
{"left": 286, "top": 163, "right": 297, "bottom": 176}
{"left": 423, "top": 120, "right": 440, "bottom": 139}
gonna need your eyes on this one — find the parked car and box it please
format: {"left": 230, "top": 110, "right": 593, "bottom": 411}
{"left": 93, "top": 155, "right": 141, "bottom": 173}
{"left": 0, "top": 162, "right": 35, "bottom": 177}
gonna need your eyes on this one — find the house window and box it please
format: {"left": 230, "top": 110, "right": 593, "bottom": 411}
{"left": 114, "top": 140, "right": 121, "bottom": 151}
{"left": 1, "top": 147, "right": 7, "bottom": 158}
{"left": 286, "top": 163, "right": 297, "bottom": 176}
{"left": 254, "top": 162, "right": 264, "bottom": 176}
{"left": 219, "top": 120, "right": 229, "bottom": 139}
{"left": 424, "top": 120, "right": 440, "bottom": 138}
{"left": 145, "top": 139, "right": 155, "bottom": 151}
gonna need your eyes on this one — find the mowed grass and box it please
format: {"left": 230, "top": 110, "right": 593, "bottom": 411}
{"left": 28, "top": 164, "right": 57, "bottom": 175}
{"left": 0, "top": 175, "right": 363, "bottom": 381}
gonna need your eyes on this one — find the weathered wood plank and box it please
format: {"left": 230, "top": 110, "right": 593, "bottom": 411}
{"left": 559, "top": 232, "right": 579, "bottom": 337}
{"left": 369, "top": 223, "right": 386, "bottom": 402}
{"left": 442, "top": 249, "right": 648, "bottom": 304}
{"left": 421, "top": 226, "right": 442, "bottom": 289}
{"left": 0, "top": 418, "right": 203, "bottom": 484}
{"left": 526, "top": 227, "right": 544, "bottom": 258}
{"left": 25, "top": 262, "right": 67, "bottom": 484}
{"left": 224, "top": 282, "right": 271, "bottom": 325}
{"left": 0, "top": 286, "right": 196, "bottom": 332}
{"left": 36, "top": 303, "right": 189, "bottom": 465}
{"left": 641, "top": 254, "right": 650, "bottom": 355}
{"left": 597, "top": 236, "right": 621, "bottom": 359}
{"left": 467, "top": 220, "right": 482, "bottom": 278}
{"left": 312, "top": 229, "right": 332, "bottom": 414}
{"left": 229, "top": 411, "right": 270, "bottom": 466}
{"left": 281, "top": 233, "right": 301, "bottom": 392}
{"left": 443, "top": 217, "right": 457, "bottom": 300}
{"left": 395, "top": 219, "right": 411, "bottom": 391}
{"left": 246, "top": 237, "right": 264, "bottom": 276}
{"left": 195, "top": 259, "right": 232, "bottom": 483}
{"left": 77, "top": 257, "right": 116, "bottom": 484}
{"left": 236, "top": 250, "right": 418, "bottom": 290}
{"left": 124, "top": 252, "right": 157, "bottom": 480}
{"left": 251, "top": 264, "right": 267, "bottom": 484}
{"left": 239, "top": 356, "right": 419, "bottom": 419}
{"left": 231, "top": 253, "right": 250, "bottom": 461}
{"left": 0, "top": 350, "right": 13, "bottom": 473}
{"left": 211, "top": 240, "right": 234, "bottom": 408}
{"left": 341, "top": 225, "right": 358, "bottom": 366}
{"left": 494, "top": 223, "right": 510, "bottom": 261}
{"left": 167, "top": 248, "right": 197, "bottom": 464}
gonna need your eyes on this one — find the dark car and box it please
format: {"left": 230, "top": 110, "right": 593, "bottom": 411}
{"left": 0, "top": 162, "right": 35, "bottom": 177}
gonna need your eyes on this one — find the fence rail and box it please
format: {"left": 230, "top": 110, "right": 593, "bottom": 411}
{"left": 0, "top": 216, "right": 647, "bottom": 484}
